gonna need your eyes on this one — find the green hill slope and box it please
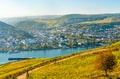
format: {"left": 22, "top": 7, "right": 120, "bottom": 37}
{"left": 15, "top": 20, "right": 47, "bottom": 31}
{"left": 27, "top": 41, "right": 120, "bottom": 79}
{"left": 0, "top": 21, "right": 33, "bottom": 39}
{"left": 80, "top": 18, "right": 120, "bottom": 24}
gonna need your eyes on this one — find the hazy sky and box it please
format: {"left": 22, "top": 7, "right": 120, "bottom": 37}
{"left": 0, "top": 0, "right": 120, "bottom": 17}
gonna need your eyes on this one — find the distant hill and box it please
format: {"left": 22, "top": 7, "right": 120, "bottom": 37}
{"left": 11, "top": 13, "right": 120, "bottom": 32}
{"left": 80, "top": 18, "right": 120, "bottom": 24}
{"left": 0, "top": 21, "right": 33, "bottom": 39}
{"left": 15, "top": 20, "right": 47, "bottom": 32}
{"left": 0, "top": 15, "right": 61, "bottom": 25}
{"left": 69, "top": 18, "right": 120, "bottom": 30}
{"left": 0, "top": 21, "right": 14, "bottom": 30}
{"left": 57, "top": 13, "right": 120, "bottom": 26}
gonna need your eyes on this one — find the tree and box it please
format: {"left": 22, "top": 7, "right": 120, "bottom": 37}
{"left": 94, "top": 50, "right": 117, "bottom": 76}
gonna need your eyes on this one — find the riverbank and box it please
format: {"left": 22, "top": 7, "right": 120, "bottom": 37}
{"left": 0, "top": 42, "right": 103, "bottom": 53}
{"left": 0, "top": 46, "right": 97, "bottom": 64}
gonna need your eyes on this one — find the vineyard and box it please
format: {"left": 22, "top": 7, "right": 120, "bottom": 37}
{"left": 28, "top": 42, "right": 120, "bottom": 79}
{"left": 0, "top": 58, "right": 50, "bottom": 79}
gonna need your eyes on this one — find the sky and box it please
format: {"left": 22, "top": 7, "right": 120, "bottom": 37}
{"left": 0, "top": 0, "right": 120, "bottom": 18}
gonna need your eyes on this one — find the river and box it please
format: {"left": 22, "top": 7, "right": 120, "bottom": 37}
{"left": 0, "top": 46, "right": 97, "bottom": 64}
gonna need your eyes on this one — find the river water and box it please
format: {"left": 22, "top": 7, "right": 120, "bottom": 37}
{"left": 0, "top": 46, "right": 97, "bottom": 64}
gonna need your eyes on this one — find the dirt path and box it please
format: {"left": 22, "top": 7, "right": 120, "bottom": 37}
{"left": 17, "top": 49, "right": 107, "bottom": 79}
{"left": 17, "top": 73, "right": 27, "bottom": 79}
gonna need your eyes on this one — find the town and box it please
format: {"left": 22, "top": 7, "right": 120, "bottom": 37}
{"left": 0, "top": 21, "right": 120, "bottom": 52}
